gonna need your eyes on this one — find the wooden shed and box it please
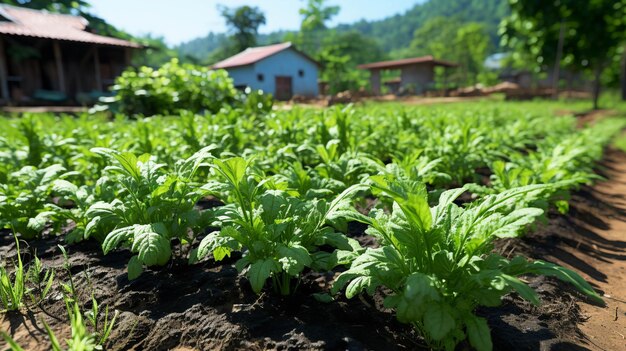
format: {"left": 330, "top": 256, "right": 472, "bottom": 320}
{"left": 358, "top": 56, "right": 457, "bottom": 96}
{"left": 0, "top": 5, "right": 141, "bottom": 105}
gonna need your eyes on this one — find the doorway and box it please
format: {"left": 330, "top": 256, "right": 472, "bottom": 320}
{"left": 274, "top": 76, "right": 293, "bottom": 101}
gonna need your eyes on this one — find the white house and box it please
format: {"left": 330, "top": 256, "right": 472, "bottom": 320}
{"left": 212, "top": 42, "right": 319, "bottom": 100}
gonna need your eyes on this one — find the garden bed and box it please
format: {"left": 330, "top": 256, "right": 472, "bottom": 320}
{"left": 2, "top": 151, "right": 625, "bottom": 350}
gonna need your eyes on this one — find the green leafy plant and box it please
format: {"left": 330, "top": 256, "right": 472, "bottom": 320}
{"left": 26, "top": 252, "right": 55, "bottom": 306}
{"left": 0, "top": 164, "right": 67, "bottom": 239}
{"left": 48, "top": 245, "right": 119, "bottom": 351}
{"left": 94, "top": 59, "right": 272, "bottom": 117}
{"left": 0, "top": 236, "right": 26, "bottom": 311}
{"left": 88, "top": 146, "right": 217, "bottom": 279}
{"left": 332, "top": 176, "right": 603, "bottom": 350}
{"left": 193, "top": 157, "right": 364, "bottom": 295}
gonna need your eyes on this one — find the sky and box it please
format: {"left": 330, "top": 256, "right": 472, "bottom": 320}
{"left": 88, "top": 0, "right": 423, "bottom": 46}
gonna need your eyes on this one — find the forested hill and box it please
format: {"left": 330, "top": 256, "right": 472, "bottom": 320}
{"left": 176, "top": 0, "right": 509, "bottom": 62}
{"left": 338, "top": 0, "right": 509, "bottom": 53}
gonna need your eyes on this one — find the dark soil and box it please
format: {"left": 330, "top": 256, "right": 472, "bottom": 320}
{"left": 2, "top": 152, "right": 625, "bottom": 351}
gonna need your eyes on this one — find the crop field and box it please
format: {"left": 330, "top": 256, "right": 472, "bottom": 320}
{"left": 1, "top": 100, "right": 626, "bottom": 350}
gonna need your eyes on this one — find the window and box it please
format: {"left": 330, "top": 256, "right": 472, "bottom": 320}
{"left": 298, "top": 69, "right": 304, "bottom": 77}
{"left": 257, "top": 73, "right": 264, "bottom": 82}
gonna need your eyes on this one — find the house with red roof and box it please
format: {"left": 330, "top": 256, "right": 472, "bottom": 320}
{"left": 212, "top": 42, "right": 319, "bottom": 100}
{"left": 0, "top": 4, "right": 141, "bottom": 105}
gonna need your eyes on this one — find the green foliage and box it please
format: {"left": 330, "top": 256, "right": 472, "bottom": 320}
{"left": 299, "top": 0, "right": 340, "bottom": 32}
{"left": 39, "top": 295, "right": 118, "bottom": 351}
{"left": 0, "top": 100, "right": 620, "bottom": 348}
{"left": 96, "top": 59, "right": 239, "bottom": 117}
{"left": 407, "top": 17, "right": 492, "bottom": 87}
{"left": 193, "top": 157, "right": 365, "bottom": 295}
{"left": 0, "top": 236, "right": 53, "bottom": 311}
{"left": 132, "top": 34, "right": 179, "bottom": 68}
{"left": 332, "top": 177, "right": 602, "bottom": 350}
{"left": 501, "top": 0, "right": 626, "bottom": 108}
{"left": 219, "top": 5, "right": 267, "bottom": 54}
{"left": 468, "top": 118, "right": 626, "bottom": 212}
{"left": 0, "top": 236, "right": 27, "bottom": 311}
{"left": 88, "top": 146, "right": 217, "bottom": 278}
{"left": 0, "top": 164, "right": 67, "bottom": 239}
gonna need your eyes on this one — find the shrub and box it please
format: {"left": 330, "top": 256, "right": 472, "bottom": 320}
{"left": 94, "top": 59, "right": 272, "bottom": 116}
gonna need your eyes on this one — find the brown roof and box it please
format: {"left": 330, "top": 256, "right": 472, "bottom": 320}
{"left": 358, "top": 55, "right": 457, "bottom": 70}
{"left": 0, "top": 5, "right": 141, "bottom": 48}
{"left": 212, "top": 42, "right": 319, "bottom": 69}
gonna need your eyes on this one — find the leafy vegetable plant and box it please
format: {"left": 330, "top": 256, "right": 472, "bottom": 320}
{"left": 0, "top": 164, "right": 67, "bottom": 239}
{"left": 332, "top": 176, "right": 603, "bottom": 350}
{"left": 88, "top": 146, "right": 216, "bottom": 279}
{"left": 193, "top": 157, "right": 364, "bottom": 295}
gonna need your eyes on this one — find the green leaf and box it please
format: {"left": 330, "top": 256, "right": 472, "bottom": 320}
{"left": 259, "top": 190, "right": 287, "bottom": 224}
{"left": 84, "top": 216, "right": 101, "bottom": 239}
{"left": 127, "top": 255, "right": 143, "bottom": 280}
{"left": 529, "top": 260, "right": 604, "bottom": 305}
{"left": 213, "top": 246, "right": 232, "bottom": 261}
{"left": 213, "top": 157, "right": 248, "bottom": 186}
{"left": 423, "top": 303, "right": 456, "bottom": 341}
{"left": 248, "top": 259, "right": 278, "bottom": 294}
{"left": 312, "top": 293, "right": 334, "bottom": 303}
{"left": 151, "top": 176, "right": 177, "bottom": 198}
{"left": 102, "top": 226, "right": 134, "bottom": 254}
{"left": 501, "top": 274, "right": 539, "bottom": 305}
{"left": 1, "top": 331, "right": 26, "bottom": 351}
{"left": 391, "top": 273, "right": 440, "bottom": 324}
{"left": 492, "top": 208, "right": 543, "bottom": 238}
{"left": 431, "top": 187, "right": 466, "bottom": 222}
{"left": 114, "top": 152, "right": 142, "bottom": 179}
{"left": 465, "top": 315, "right": 493, "bottom": 351}
{"left": 51, "top": 179, "right": 78, "bottom": 196}
{"left": 277, "top": 244, "right": 312, "bottom": 276}
{"left": 130, "top": 223, "right": 171, "bottom": 266}
{"left": 27, "top": 211, "right": 55, "bottom": 233}
{"left": 345, "top": 276, "right": 373, "bottom": 298}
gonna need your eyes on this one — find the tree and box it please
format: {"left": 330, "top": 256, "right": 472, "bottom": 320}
{"left": 299, "top": 0, "right": 340, "bottom": 32}
{"left": 455, "top": 23, "right": 492, "bottom": 86}
{"left": 296, "top": 0, "right": 340, "bottom": 55}
{"left": 318, "top": 30, "right": 386, "bottom": 94}
{"left": 2, "top": 0, "right": 90, "bottom": 13}
{"left": 219, "top": 5, "right": 266, "bottom": 54}
{"left": 501, "top": 0, "right": 626, "bottom": 109}
{"left": 132, "top": 34, "right": 178, "bottom": 68}
{"left": 409, "top": 17, "right": 491, "bottom": 87}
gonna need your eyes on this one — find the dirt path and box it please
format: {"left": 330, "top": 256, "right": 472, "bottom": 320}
{"left": 574, "top": 151, "right": 626, "bottom": 350}
{"left": 530, "top": 149, "right": 626, "bottom": 350}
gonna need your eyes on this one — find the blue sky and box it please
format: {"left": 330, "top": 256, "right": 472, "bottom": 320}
{"left": 89, "top": 0, "right": 423, "bottom": 45}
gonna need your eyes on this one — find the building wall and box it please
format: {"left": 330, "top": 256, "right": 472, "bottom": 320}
{"left": 224, "top": 48, "right": 319, "bottom": 98}
{"left": 224, "top": 66, "right": 256, "bottom": 89}
{"left": 400, "top": 63, "right": 435, "bottom": 94}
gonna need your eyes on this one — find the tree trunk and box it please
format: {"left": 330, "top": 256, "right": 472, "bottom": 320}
{"left": 552, "top": 21, "right": 566, "bottom": 99}
{"left": 621, "top": 45, "right": 626, "bottom": 101}
{"left": 592, "top": 64, "right": 603, "bottom": 110}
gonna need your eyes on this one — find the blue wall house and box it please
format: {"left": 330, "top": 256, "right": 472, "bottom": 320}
{"left": 212, "top": 42, "right": 319, "bottom": 100}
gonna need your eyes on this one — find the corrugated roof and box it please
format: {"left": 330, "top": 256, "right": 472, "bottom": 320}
{"left": 212, "top": 42, "right": 318, "bottom": 69}
{"left": 358, "top": 56, "right": 457, "bottom": 70}
{"left": 0, "top": 5, "right": 141, "bottom": 48}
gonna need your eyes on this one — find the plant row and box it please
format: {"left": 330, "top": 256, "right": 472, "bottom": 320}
{"left": 1, "top": 104, "right": 623, "bottom": 350}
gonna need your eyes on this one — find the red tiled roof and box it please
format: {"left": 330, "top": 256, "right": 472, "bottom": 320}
{"left": 212, "top": 42, "right": 318, "bottom": 69}
{"left": 358, "top": 55, "right": 457, "bottom": 70}
{"left": 0, "top": 5, "right": 141, "bottom": 48}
